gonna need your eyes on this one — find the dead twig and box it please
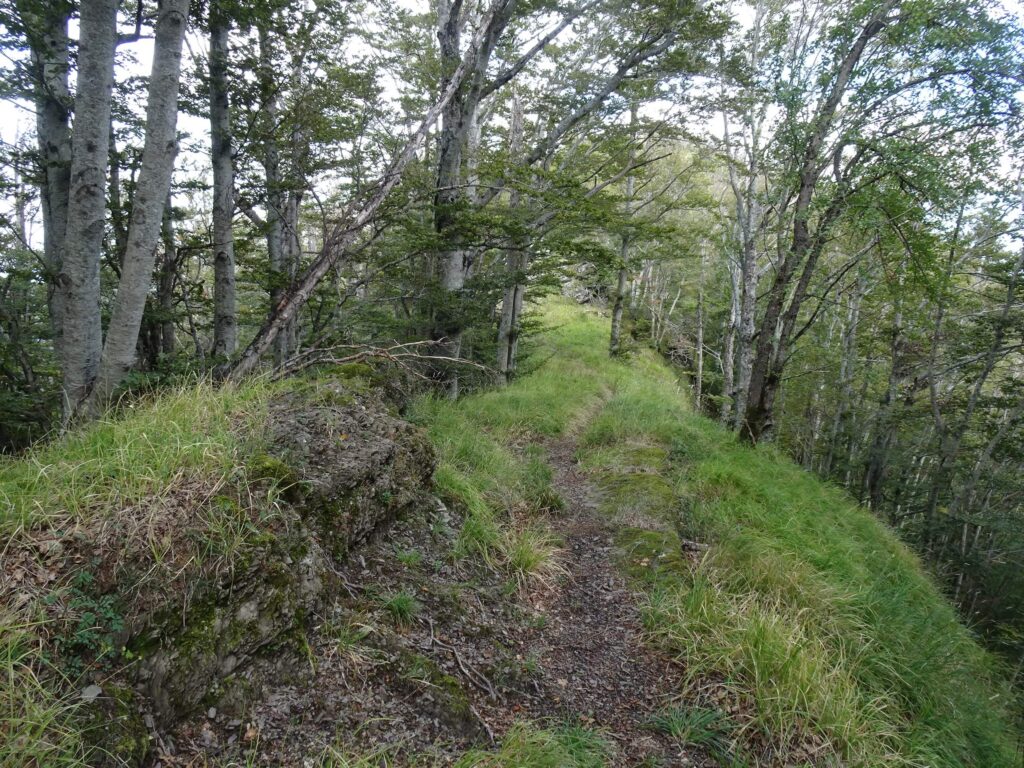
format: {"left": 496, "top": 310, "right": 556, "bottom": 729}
{"left": 425, "top": 617, "right": 498, "bottom": 700}
{"left": 271, "top": 339, "right": 495, "bottom": 382}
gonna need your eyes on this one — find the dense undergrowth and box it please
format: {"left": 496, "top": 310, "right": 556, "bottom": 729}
{"left": 1, "top": 301, "right": 1019, "bottom": 766}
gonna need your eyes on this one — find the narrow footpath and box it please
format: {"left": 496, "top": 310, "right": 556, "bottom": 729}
{"left": 163, "top": 422, "right": 690, "bottom": 767}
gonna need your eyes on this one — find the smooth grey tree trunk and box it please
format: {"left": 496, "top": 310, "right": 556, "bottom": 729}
{"left": 59, "top": 0, "right": 118, "bottom": 420}
{"left": 496, "top": 90, "right": 526, "bottom": 385}
{"left": 88, "top": 0, "right": 189, "bottom": 412}
{"left": 720, "top": 258, "right": 739, "bottom": 425}
{"left": 18, "top": 0, "right": 72, "bottom": 356}
{"left": 210, "top": 0, "right": 237, "bottom": 360}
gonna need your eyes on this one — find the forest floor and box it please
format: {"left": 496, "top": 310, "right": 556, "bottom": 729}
{"left": 163, "top": 404, "right": 704, "bottom": 767}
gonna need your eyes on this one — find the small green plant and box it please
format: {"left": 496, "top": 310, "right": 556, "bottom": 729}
{"left": 48, "top": 570, "right": 126, "bottom": 675}
{"left": 648, "top": 706, "right": 738, "bottom": 765}
{"left": 377, "top": 591, "right": 420, "bottom": 627}
{"left": 456, "top": 722, "right": 612, "bottom": 767}
{"left": 395, "top": 548, "right": 423, "bottom": 567}
{"left": 501, "top": 525, "right": 565, "bottom": 589}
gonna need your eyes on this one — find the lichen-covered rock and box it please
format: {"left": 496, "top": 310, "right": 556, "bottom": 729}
{"left": 130, "top": 542, "right": 324, "bottom": 724}
{"left": 105, "top": 376, "right": 436, "bottom": 755}
{"left": 263, "top": 378, "right": 435, "bottom": 557}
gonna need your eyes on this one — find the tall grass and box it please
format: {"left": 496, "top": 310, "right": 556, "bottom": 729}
{"left": 0, "top": 615, "right": 87, "bottom": 768}
{"left": 581, "top": 359, "right": 1021, "bottom": 766}
{"left": 0, "top": 379, "right": 271, "bottom": 539}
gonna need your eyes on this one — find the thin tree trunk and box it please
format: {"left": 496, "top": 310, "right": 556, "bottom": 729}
{"left": 720, "top": 256, "right": 739, "bottom": 425}
{"left": 496, "top": 89, "right": 526, "bottom": 385}
{"left": 282, "top": 189, "right": 302, "bottom": 358}
{"left": 695, "top": 244, "right": 706, "bottom": 405}
{"left": 823, "top": 269, "right": 866, "bottom": 475}
{"left": 59, "top": 0, "right": 119, "bottom": 420}
{"left": 609, "top": 263, "right": 629, "bottom": 356}
{"left": 17, "top": 0, "right": 72, "bottom": 355}
{"left": 258, "top": 25, "right": 289, "bottom": 368}
{"left": 159, "top": 198, "right": 177, "bottom": 356}
{"left": 922, "top": 247, "right": 1024, "bottom": 551}
{"left": 88, "top": 0, "right": 189, "bottom": 412}
{"left": 210, "top": 0, "right": 237, "bottom": 360}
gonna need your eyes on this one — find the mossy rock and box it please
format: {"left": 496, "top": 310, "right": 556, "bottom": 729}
{"left": 615, "top": 527, "right": 691, "bottom": 587}
{"left": 80, "top": 684, "right": 150, "bottom": 767}
{"left": 597, "top": 471, "right": 679, "bottom": 522}
{"left": 247, "top": 452, "right": 304, "bottom": 501}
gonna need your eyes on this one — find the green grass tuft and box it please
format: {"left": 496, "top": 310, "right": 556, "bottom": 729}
{"left": 648, "top": 705, "right": 739, "bottom": 765}
{"left": 377, "top": 591, "right": 421, "bottom": 627}
{"left": 455, "top": 722, "right": 612, "bottom": 767}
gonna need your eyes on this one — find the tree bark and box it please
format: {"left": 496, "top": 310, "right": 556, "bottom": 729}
{"left": 740, "top": 0, "right": 898, "bottom": 443}
{"left": 210, "top": 0, "right": 237, "bottom": 360}
{"left": 609, "top": 263, "right": 629, "bottom": 356}
{"left": 59, "top": 0, "right": 119, "bottom": 420}
{"left": 159, "top": 197, "right": 178, "bottom": 356}
{"left": 87, "top": 0, "right": 189, "bottom": 412}
{"left": 720, "top": 257, "right": 738, "bottom": 425}
{"left": 17, "top": 0, "right": 72, "bottom": 355}
{"left": 496, "top": 89, "right": 526, "bottom": 385}
{"left": 694, "top": 244, "right": 706, "bottom": 405}
{"left": 258, "top": 24, "right": 290, "bottom": 368}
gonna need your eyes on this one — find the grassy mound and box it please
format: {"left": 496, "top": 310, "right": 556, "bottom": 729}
{"left": 1, "top": 381, "right": 275, "bottom": 766}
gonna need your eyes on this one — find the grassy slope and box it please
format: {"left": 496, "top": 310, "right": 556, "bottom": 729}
{"left": 1, "top": 302, "right": 1018, "bottom": 767}
{"left": 1, "top": 381, "right": 279, "bottom": 767}
{"left": 416, "top": 301, "right": 1019, "bottom": 767}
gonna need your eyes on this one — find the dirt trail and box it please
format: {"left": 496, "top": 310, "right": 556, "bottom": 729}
{"left": 516, "top": 434, "right": 682, "bottom": 763}
{"left": 163, "top": 427, "right": 686, "bottom": 766}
